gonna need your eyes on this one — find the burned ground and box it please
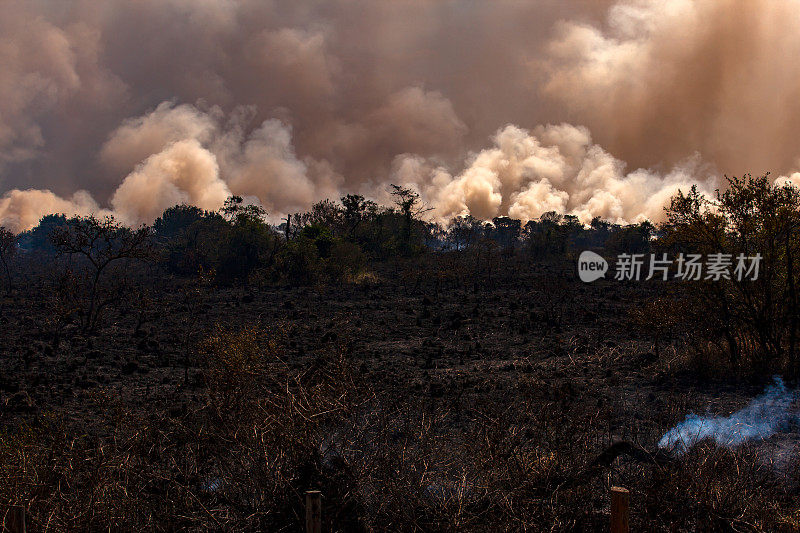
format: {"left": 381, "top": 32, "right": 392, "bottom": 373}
{"left": 1, "top": 253, "right": 797, "bottom": 531}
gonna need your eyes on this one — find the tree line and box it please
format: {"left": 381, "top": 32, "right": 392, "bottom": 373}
{"left": 0, "top": 185, "right": 655, "bottom": 290}
{"left": 4, "top": 175, "right": 800, "bottom": 375}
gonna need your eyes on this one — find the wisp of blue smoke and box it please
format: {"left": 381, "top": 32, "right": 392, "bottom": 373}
{"left": 658, "top": 377, "right": 797, "bottom": 454}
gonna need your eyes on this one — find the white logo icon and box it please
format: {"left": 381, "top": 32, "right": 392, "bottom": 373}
{"left": 578, "top": 250, "right": 608, "bottom": 282}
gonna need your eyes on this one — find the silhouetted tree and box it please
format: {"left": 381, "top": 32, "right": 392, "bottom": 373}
{"left": 390, "top": 184, "right": 430, "bottom": 253}
{"left": 301, "top": 199, "right": 343, "bottom": 232}
{"left": 524, "top": 213, "right": 569, "bottom": 259}
{"left": 18, "top": 213, "right": 68, "bottom": 253}
{"left": 216, "top": 201, "right": 278, "bottom": 283}
{"left": 605, "top": 221, "right": 653, "bottom": 255}
{"left": 448, "top": 215, "right": 483, "bottom": 251}
{"left": 279, "top": 237, "right": 323, "bottom": 286}
{"left": 153, "top": 204, "right": 207, "bottom": 239}
{"left": 221, "top": 195, "right": 267, "bottom": 224}
{"left": 490, "top": 216, "right": 522, "bottom": 251}
{"left": 50, "top": 215, "right": 152, "bottom": 331}
{"left": 588, "top": 216, "right": 612, "bottom": 247}
{"left": 341, "top": 194, "right": 376, "bottom": 239}
{"left": 423, "top": 221, "right": 447, "bottom": 250}
{"left": 160, "top": 210, "right": 227, "bottom": 275}
{"left": 0, "top": 227, "right": 16, "bottom": 295}
{"left": 327, "top": 240, "right": 366, "bottom": 281}
{"left": 540, "top": 211, "right": 562, "bottom": 225}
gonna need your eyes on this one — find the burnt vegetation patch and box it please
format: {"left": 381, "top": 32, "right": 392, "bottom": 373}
{"left": 1, "top": 176, "right": 800, "bottom": 530}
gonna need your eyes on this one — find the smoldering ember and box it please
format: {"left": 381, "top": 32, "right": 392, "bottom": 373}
{"left": 4, "top": 1, "right": 800, "bottom": 532}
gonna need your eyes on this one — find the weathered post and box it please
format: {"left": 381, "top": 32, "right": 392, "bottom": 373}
{"left": 610, "top": 486, "right": 629, "bottom": 533}
{"left": 306, "top": 490, "right": 322, "bottom": 533}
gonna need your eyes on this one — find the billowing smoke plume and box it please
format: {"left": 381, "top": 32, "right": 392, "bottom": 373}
{"left": 0, "top": 189, "right": 109, "bottom": 234}
{"left": 541, "top": 0, "right": 800, "bottom": 176}
{"left": 392, "top": 123, "right": 715, "bottom": 225}
{"left": 110, "top": 139, "right": 229, "bottom": 225}
{"left": 2, "top": 1, "right": 800, "bottom": 232}
{"left": 659, "top": 378, "right": 799, "bottom": 455}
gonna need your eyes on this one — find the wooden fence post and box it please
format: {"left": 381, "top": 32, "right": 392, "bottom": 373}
{"left": 5, "top": 505, "right": 26, "bottom": 533}
{"left": 306, "top": 490, "right": 322, "bottom": 533}
{"left": 610, "top": 486, "right": 629, "bottom": 533}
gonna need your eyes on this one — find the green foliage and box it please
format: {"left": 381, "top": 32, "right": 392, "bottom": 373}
{"left": 154, "top": 198, "right": 279, "bottom": 283}
{"left": 274, "top": 218, "right": 367, "bottom": 284}
{"left": 661, "top": 174, "right": 800, "bottom": 374}
{"left": 299, "top": 223, "right": 334, "bottom": 258}
{"left": 15, "top": 192, "right": 677, "bottom": 291}
{"left": 18, "top": 214, "right": 69, "bottom": 253}
{"left": 160, "top": 212, "right": 227, "bottom": 275}
{"left": 278, "top": 237, "right": 323, "bottom": 286}
{"left": 153, "top": 204, "right": 207, "bottom": 239}
{"left": 216, "top": 203, "right": 278, "bottom": 284}
{"left": 296, "top": 199, "right": 344, "bottom": 234}
{"left": 327, "top": 239, "right": 366, "bottom": 281}
{"left": 341, "top": 194, "right": 376, "bottom": 237}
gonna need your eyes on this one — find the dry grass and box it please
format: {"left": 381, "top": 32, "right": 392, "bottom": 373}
{"left": 2, "top": 325, "right": 799, "bottom": 531}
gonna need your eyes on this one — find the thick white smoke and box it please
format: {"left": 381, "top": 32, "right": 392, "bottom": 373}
{"left": 393, "top": 124, "right": 716, "bottom": 225}
{"left": 776, "top": 172, "right": 800, "bottom": 190}
{"left": 659, "top": 377, "right": 799, "bottom": 455}
{"left": 226, "top": 119, "right": 343, "bottom": 216}
{"left": 110, "top": 139, "right": 230, "bottom": 225}
{"left": 0, "top": 189, "right": 110, "bottom": 234}
{"left": 99, "top": 102, "right": 218, "bottom": 175}
{"left": 0, "top": 101, "right": 717, "bottom": 232}
{"left": 0, "top": 102, "right": 347, "bottom": 231}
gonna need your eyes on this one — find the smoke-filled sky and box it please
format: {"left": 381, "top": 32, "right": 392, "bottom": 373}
{"left": 2, "top": 0, "right": 800, "bottom": 232}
